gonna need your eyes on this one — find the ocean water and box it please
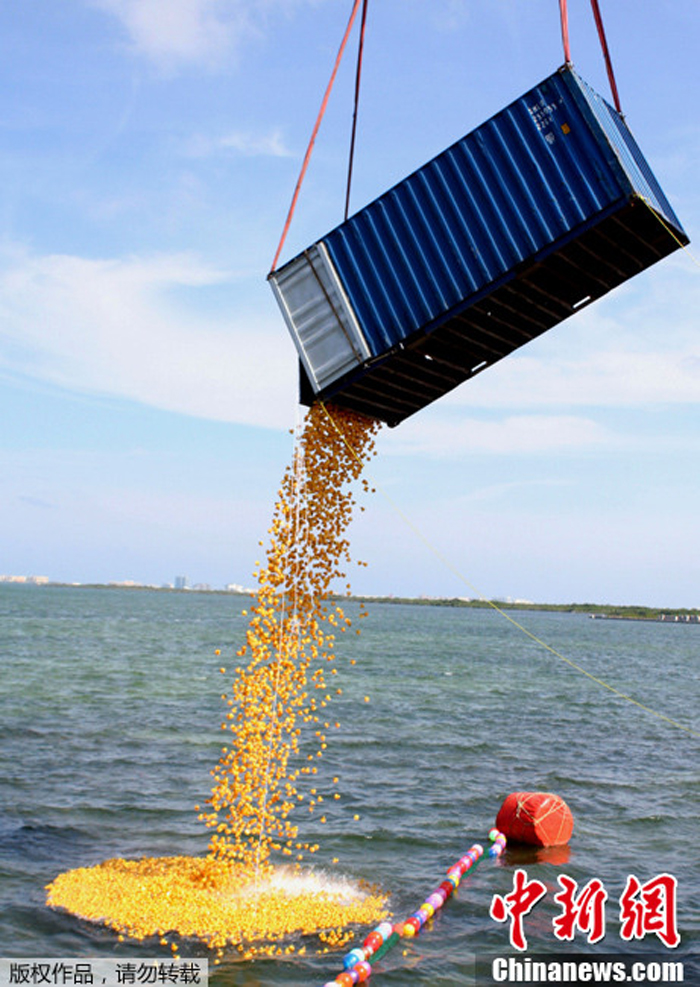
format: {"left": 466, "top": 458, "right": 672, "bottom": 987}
{"left": 0, "top": 583, "right": 698, "bottom": 986}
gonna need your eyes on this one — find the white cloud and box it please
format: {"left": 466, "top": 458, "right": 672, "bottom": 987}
{"left": 89, "top": 0, "right": 251, "bottom": 71}
{"left": 383, "top": 412, "right": 613, "bottom": 457}
{"left": 0, "top": 245, "right": 297, "bottom": 429}
{"left": 440, "top": 266, "right": 700, "bottom": 411}
{"left": 186, "top": 128, "right": 293, "bottom": 158}
{"left": 219, "top": 129, "right": 293, "bottom": 157}
{"left": 444, "top": 345, "right": 700, "bottom": 411}
{"left": 429, "top": 0, "right": 473, "bottom": 31}
{"left": 88, "top": 0, "right": 330, "bottom": 72}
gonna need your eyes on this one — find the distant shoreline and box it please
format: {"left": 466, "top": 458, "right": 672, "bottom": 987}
{"left": 3, "top": 580, "right": 699, "bottom": 622}
{"left": 348, "top": 595, "right": 700, "bottom": 622}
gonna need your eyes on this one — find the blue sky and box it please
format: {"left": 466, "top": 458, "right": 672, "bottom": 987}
{"left": 1, "top": 0, "right": 699, "bottom": 606}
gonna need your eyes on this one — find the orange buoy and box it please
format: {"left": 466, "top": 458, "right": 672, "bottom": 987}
{"left": 496, "top": 792, "right": 574, "bottom": 847}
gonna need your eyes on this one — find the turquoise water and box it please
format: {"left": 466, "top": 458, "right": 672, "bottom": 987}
{"left": 0, "top": 584, "right": 698, "bottom": 985}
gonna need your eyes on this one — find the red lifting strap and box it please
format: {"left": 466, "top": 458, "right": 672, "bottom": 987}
{"left": 590, "top": 0, "right": 622, "bottom": 115}
{"left": 559, "top": 0, "right": 572, "bottom": 64}
{"left": 269, "top": 0, "right": 363, "bottom": 275}
{"left": 560, "top": 0, "right": 622, "bottom": 116}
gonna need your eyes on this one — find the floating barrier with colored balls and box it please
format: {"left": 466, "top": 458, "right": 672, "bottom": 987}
{"left": 496, "top": 791, "right": 574, "bottom": 847}
{"left": 321, "top": 830, "right": 506, "bottom": 984}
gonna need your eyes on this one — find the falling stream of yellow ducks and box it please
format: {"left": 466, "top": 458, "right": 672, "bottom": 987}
{"left": 46, "top": 404, "right": 389, "bottom": 959}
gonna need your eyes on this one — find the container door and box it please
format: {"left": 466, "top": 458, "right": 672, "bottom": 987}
{"left": 269, "top": 242, "right": 371, "bottom": 394}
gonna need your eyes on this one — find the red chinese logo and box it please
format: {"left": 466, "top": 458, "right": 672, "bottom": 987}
{"left": 619, "top": 873, "right": 680, "bottom": 948}
{"left": 490, "top": 870, "right": 680, "bottom": 950}
{"left": 553, "top": 875, "right": 607, "bottom": 944}
{"left": 489, "top": 868, "right": 547, "bottom": 951}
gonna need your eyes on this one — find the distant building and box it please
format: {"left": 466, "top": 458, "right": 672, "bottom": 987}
{"left": 174, "top": 576, "right": 189, "bottom": 590}
{"left": 0, "top": 574, "right": 48, "bottom": 585}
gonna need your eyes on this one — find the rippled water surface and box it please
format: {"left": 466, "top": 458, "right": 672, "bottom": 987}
{"left": 1, "top": 585, "right": 698, "bottom": 985}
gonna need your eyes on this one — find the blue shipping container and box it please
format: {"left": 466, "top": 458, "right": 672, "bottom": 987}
{"left": 269, "top": 65, "right": 689, "bottom": 426}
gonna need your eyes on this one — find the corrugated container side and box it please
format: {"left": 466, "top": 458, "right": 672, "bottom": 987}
{"left": 322, "top": 66, "right": 633, "bottom": 358}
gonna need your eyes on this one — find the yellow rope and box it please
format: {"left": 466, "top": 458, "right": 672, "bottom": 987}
{"left": 319, "top": 401, "right": 699, "bottom": 740}
{"left": 638, "top": 194, "right": 700, "bottom": 270}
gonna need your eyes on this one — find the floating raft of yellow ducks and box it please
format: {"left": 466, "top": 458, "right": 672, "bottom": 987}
{"left": 46, "top": 855, "right": 388, "bottom": 959}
